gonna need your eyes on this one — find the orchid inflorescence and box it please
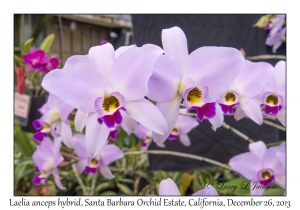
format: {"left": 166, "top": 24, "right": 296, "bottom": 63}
{"left": 29, "top": 26, "right": 286, "bottom": 195}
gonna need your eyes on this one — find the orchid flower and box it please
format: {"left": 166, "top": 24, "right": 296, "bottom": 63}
{"left": 265, "top": 15, "right": 286, "bottom": 53}
{"left": 32, "top": 93, "right": 74, "bottom": 148}
{"left": 73, "top": 134, "right": 123, "bottom": 179}
{"left": 168, "top": 110, "right": 199, "bottom": 146}
{"left": 146, "top": 26, "right": 245, "bottom": 143}
{"left": 23, "top": 47, "right": 59, "bottom": 73}
{"left": 258, "top": 61, "right": 286, "bottom": 126}
{"left": 218, "top": 60, "right": 274, "bottom": 125}
{"left": 159, "top": 178, "right": 218, "bottom": 196}
{"left": 42, "top": 43, "right": 167, "bottom": 156}
{"left": 32, "top": 137, "right": 65, "bottom": 190}
{"left": 229, "top": 141, "right": 286, "bottom": 195}
{"left": 23, "top": 47, "right": 45, "bottom": 72}
{"left": 134, "top": 123, "right": 165, "bottom": 149}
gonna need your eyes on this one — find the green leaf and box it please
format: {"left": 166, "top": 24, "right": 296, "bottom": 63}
{"left": 180, "top": 172, "right": 194, "bottom": 195}
{"left": 118, "top": 178, "right": 134, "bottom": 184}
{"left": 99, "top": 191, "right": 118, "bottom": 196}
{"left": 134, "top": 170, "right": 149, "bottom": 180}
{"left": 266, "top": 141, "right": 286, "bottom": 148}
{"left": 39, "top": 34, "right": 55, "bottom": 53}
{"left": 263, "top": 187, "right": 285, "bottom": 196}
{"left": 14, "top": 126, "right": 35, "bottom": 156}
{"left": 192, "top": 172, "right": 201, "bottom": 193}
{"left": 14, "top": 54, "right": 25, "bottom": 64}
{"left": 14, "top": 165, "right": 26, "bottom": 189}
{"left": 117, "top": 183, "right": 135, "bottom": 195}
{"left": 254, "top": 15, "right": 273, "bottom": 28}
{"left": 95, "top": 182, "right": 111, "bottom": 193}
{"left": 30, "top": 15, "right": 51, "bottom": 41}
{"left": 21, "top": 38, "right": 34, "bottom": 55}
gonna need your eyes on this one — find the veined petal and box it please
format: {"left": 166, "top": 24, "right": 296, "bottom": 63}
{"left": 274, "top": 61, "right": 286, "bottom": 87}
{"left": 77, "top": 159, "right": 88, "bottom": 174}
{"left": 147, "top": 55, "right": 181, "bottom": 102}
{"left": 88, "top": 43, "right": 115, "bottom": 80}
{"left": 73, "top": 134, "right": 89, "bottom": 159}
{"left": 162, "top": 26, "right": 189, "bottom": 71}
{"left": 239, "top": 97, "right": 263, "bottom": 125}
{"left": 110, "top": 44, "right": 163, "bottom": 101}
{"left": 249, "top": 141, "right": 267, "bottom": 160}
{"left": 74, "top": 110, "right": 88, "bottom": 133}
{"left": 115, "top": 45, "right": 136, "bottom": 58}
{"left": 152, "top": 94, "right": 182, "bottom": 143}
{"left": 233, "top": 60, "right": 274, "bottom": 98}
{"left": 85, "top": 112, "right": 111, "bottom": 157}
{"left": 63, "top": 55, "right": 91, "bottom": 68}
{"left": 179, "top": 133, "right": 191, "bottom": 146}
{"left": 208, "top": 103, "right": 224, "bottom": 131}
{"left": 53, "top": 168, "right": 65, "bottom": 190}
{"left": 120, "top": 110, "right": 137, "bottom": 135}
{"left": 100, "top": 144, "right": 124, "bottom": 166}
{"left": 229, "top": 152, "right": 263, "bottom": 181}
{"left": 42, "top": 63, "right": 108, "bottom": 113}
{"left": 234, "top": 106, "right": 247, "bottom": 121}
{"left": 184, "top": 46, "right": 245, "bottom": 99}
{"left": 177, "top": 114, "right": 199, "bottom": 134}
{"left": 99, "top": 165, "right": 114, "bottom": 179}
{"left": 159, "top": 178, "right": 181, "bottom": 195}
{"left": 60, "top": 120, "right": 73, "bottom": 148}
{"left": 276, "top": 108, "right": 286, "bottom": 126}
{"left": 126, "top": 98, "right": 168, "bottom": 136}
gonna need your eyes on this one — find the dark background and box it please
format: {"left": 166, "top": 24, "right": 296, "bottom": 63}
{"left": 131, "top": 14, "right": 286, "bottom": 172}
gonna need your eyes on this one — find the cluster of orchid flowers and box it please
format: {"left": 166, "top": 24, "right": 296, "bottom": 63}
{"left": 29, "top": 26, "right": 286, "bottom": 195}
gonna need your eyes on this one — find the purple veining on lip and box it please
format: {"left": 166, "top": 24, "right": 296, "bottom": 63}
{"left": 107, "top": 129, "right": 119, "bottom": 141}
{"left": 85, "top": 166, "right": 97, "bottom": 174}
{"left": 188, "top": 102, "right": 216, "bottom": 122}
{"left": 35, "top": 166, "right": 40, "bottom": 173}
{"left": 98, "top": 108, "right": 126, "bottom": 128}
{"left": 257, "top": 169, "right": 275, "bottom": 186}
{"left": 219, "top": 103, "right": 239, "bottom": 115}
{"left": 259, "top": 175, "right": 275, "bottom": 186}
{"left": 32, "top": 120, "right": 43, "bottom": 130}
{"left": 168, "top": 133, "right": 179, "bottom": 140}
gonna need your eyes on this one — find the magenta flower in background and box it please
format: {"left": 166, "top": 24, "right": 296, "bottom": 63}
{"left": 42, "top": 43, "right": 167, "bottom": 156}
{"left": 229, "top": 141, "right": 286, "bottom": 195}
{"left": 168, "top": 109, "right": 199, "bottom": 146}
{"left": 146, "top": 26, "right": 245, "bottom": 143}
{"left": 258, "top": 61, "right": 286, "bottom": 126}
{"left": 22, "top": 47, "right": 45, "bottom": 72}
{"left": 159, "top": 178, "right": 218, "bottom": 196}
{"left": 218, "top": 60, "right": 274, "bottom": 125}
{"left": 32, "top": 137, "right": 65, "bottom": 190}
{"left": 23, "top": 47, "right": 59, "bottom": 73}
{"left": 32, "top": 94, "right": 74, "bottom": 148}
{"left": 73, "top": 134, "right": 123, "bottom": 179}
{"left": 134, "top": 123, "right": 165, "bottom": 149}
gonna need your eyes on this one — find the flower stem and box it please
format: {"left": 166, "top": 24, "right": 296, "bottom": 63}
{"left": 91, "top": 172, "right": 98, "bottom": 196}
{"left": 71, "top": 163, "right": 88, "bottom": 196}
{"left": 263, "top": 120, "right": 286, "bottom": 131}
{"left": 124, "top": 150, "right": 235, "bottom": 171}
{"left": 246, "top": 54, "right": 286, "bottom": 60}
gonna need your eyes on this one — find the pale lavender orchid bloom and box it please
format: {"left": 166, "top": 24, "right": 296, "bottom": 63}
{"left": 159, "top": 178, "right": 218, "bottom": 196}
{"left": 218, "top": 60, "right": 274, "bottom": 125}
{"left": 147, "top": 26, "right": 245, "bottom": 143}
{"left": 229, "top": 141, "right": 286, "bottom": 195}
{"left": 134, "top": 123, "right": 165, "bottom": 149}
{"left": 168, "top": 110, "right": 199, "bottom": 146}
{"left": 265, "top": 15, "right": 286, "bottom": 53}
{"left": 42, "top": 44, "right": 166, "bottom": 156}
{"left": 73, "top": 134, "right": 123, "bottom": 179}
{"left": 32, "top": 137, "right": 65, "bottom": 190}
{"left": 258, "top": 61, "right": 286, "bottom": 126}
{"left": 32, "top": 94, "right": 74, "bottom": 148}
